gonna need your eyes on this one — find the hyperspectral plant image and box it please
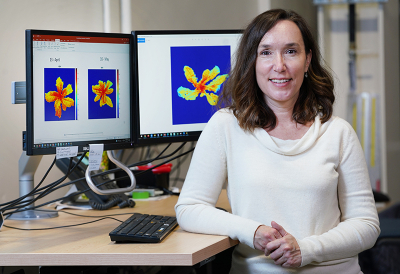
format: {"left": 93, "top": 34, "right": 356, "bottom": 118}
{"left": 44, "top": 68, "right": 76, "bottom": 121}
{"left": 170, "top": 45, "right": 231, "bottom": 125}
{"left": 92, "top": 80, "right": 114, "bottom": 108}
{"left": 177, "top": 65, "right": 228, "bottom": 106}
{"left": 88, "top": 69, "right": 117, "bottom": 119}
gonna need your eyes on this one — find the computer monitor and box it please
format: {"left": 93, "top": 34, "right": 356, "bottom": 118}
{"left": 132, "top": 29, "right": 242, "bottom": 145}
{"left": 25, "top": 30, "right": 133, "bottom": 155}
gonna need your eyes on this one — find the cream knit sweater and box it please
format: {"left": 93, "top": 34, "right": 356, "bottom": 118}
{"left": 175, "top": 109, "right": 380, "bottom": 274}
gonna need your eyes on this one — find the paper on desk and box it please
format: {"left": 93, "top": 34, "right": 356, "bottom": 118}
{"left": 54, "top": 201, "right": 92, "bottom": 210}
{"left": 54, "top": 196, "right": 171, "bottom": 209}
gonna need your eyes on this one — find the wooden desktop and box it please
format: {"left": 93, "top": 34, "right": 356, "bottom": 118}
{"left": 0, "top": 191, "right": 238, "bottom": 267}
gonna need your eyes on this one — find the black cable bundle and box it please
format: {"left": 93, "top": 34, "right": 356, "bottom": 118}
{"left": 0, "top": 143, "right": 195, "bottom": 219}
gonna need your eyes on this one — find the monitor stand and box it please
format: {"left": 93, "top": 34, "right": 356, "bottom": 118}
{"left": 8, "top": 152, "right": 58, "bottom": 220}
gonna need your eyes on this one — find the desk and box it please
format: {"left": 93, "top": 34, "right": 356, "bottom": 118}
{"left": 0, "top": 191, "right": 238, "bottom": 267}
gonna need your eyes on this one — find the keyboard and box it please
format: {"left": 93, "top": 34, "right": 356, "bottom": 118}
{"left": 109, "top": 213, "right": 178, "bottom": 243}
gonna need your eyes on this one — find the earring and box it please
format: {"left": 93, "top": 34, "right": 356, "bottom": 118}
{"left": 305, "top": 72, "right": 308, "bottom": 78}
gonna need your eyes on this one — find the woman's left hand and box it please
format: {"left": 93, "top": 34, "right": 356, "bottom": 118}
{"left": 265, "top": 221, "right": 302, "bottom": 268}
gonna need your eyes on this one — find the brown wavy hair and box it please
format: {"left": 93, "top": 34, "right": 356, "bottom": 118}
{"left": 218, "top": 9, "right": 335, "bottom": 131}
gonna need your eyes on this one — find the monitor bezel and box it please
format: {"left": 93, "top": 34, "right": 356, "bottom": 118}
{"left": 131, "top": 29, "right": 242, "bottom": 146}
{"left": 25, "top": 29, "right": 135, "bottom": 155}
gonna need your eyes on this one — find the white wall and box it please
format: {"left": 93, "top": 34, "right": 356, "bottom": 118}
{"left": 0, "top": 0, "right": 341, "bottom": 209}
{"left": 0, "top": 0, "right": 104, "bottom": 206}
{"left": 271, "top": 0, "right": 318, "bottom": 37}
{"left": 128, "top": 0, "right": 258, "bottom": 30}
{"left": 0, "top": 0, "right": 263, "bottom": 206}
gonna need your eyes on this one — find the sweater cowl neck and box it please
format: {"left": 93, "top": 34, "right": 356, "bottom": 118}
{"left": 253, "top": 115, "right": 331, "bottom": 156}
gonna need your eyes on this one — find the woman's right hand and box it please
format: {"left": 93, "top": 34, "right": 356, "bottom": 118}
{"left": 253, "top": 225, "right": 283, "bottom": 252}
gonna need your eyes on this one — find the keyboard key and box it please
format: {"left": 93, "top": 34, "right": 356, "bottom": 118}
{"left": 144, "top": 223, "right": 164, "bottom": 236}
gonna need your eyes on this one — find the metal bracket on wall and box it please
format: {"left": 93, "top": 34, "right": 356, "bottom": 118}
{"left": 11, "top": 81, "right": 26, "bottom": 104}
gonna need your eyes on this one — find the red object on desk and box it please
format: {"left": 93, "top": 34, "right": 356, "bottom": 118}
{"left": 136, "top": 163, "right": 172, "bottom": 174}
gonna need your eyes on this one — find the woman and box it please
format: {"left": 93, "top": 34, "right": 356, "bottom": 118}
{"left": 175, "top": 9, "right": 380, "bottom": 273}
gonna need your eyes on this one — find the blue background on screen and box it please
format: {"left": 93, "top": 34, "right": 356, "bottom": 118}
{"left": 44, "top": 68, "right": 76, "bottom": 121}
{"left": 88, "top": 69, "right": 117, "bottom": 119}
{"left": 170, "top": 46, "right": 231, "bottom": 125}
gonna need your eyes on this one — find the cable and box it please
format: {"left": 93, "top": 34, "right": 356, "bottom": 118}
{"left": 170, "top": 142, "right": 195, "bottom": 186}
{"left": 29, "top": 157, "right": 74, "bottom": 200}
{"left": 3, "top": 217, "right": 121, "bottom": 231}
{"left": 1, "top": 153, "right": 86, "bottom": 214}
{"left": 93, "top": 145, "right": 194, "bottom": 186}
{"left": 70, "top": 142, "right": 175, "bottom": 187}
{"left": 135, "top": 146, "right": 194, "bottom": 177}
{"left": 29, "top": 146, "right": 194, "bottom": 212}
{"left": 145, "top": 146, "right": 153, "bottom": 160}
{"left": 130, "top": 142, "right": 183, "bottom": 168}
{"left": 168, "top": 144, "right": 185, "bottom": 186}
{"left": 27, "top": 172, "right": 128, "bottom": 199}
{"left": 0, "top": 156, "right": 57, "bottom": 208}
{"left": 2, "top": 143, "right": 189, "bottom": 217}
{"left": 3, "top": 157, "right": 74, "bottom": 212}
{"left": 4, "top": 156, "right": 73, "bottom": 210}
{"left": 161, "top": 187, "right": 179, "bottom": 196}
{"left": 33, "top": 143, "right": 176, "bottom": 196}
{"left": 2, "top": 210, "right": 136, "bottom": 231}
{"left": 2, "top": 179, "right": 119, "bottom": 216}
{"left": 89, "top": 196, "right": 135, "bottom": 210}
{"left": 59, "top": 210, "right": 133, "bottom": 218}
{"left": 139, "top": 146, "right": 146, "bottom": 161}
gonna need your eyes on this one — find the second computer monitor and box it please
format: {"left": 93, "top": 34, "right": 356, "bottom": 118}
{"left": 132, "top": 30, "right": 242, "bottom": 145}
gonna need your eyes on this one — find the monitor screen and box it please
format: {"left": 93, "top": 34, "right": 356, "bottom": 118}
{"left": 132, "top": 30, "right": 242, "bottom": 145}
{"left": 25, "top": 30, "right": 133, "bottom": 155}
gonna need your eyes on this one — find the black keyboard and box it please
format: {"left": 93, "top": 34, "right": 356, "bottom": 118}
{"left": 109, "top": 213, "right": 178, "bottom": 243}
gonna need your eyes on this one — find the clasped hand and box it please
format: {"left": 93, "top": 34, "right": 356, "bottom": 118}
{"left": 253, "top": 221, "right": 301, "bottom": 268}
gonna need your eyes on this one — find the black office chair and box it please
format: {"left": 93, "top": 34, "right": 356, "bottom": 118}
{"left": 359, "top": 201, "right": 400, "bottom": 274}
